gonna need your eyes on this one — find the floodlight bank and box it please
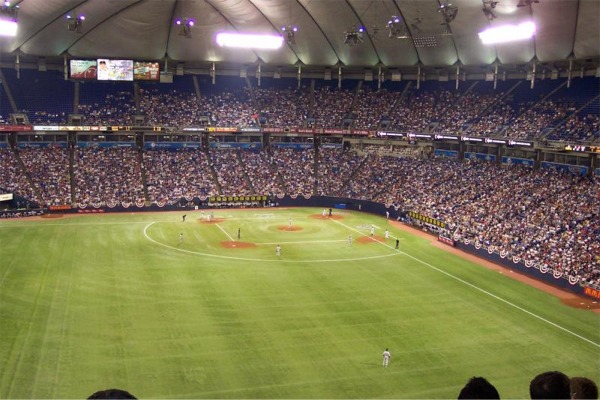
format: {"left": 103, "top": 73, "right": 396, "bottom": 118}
{"left": 0, "top": 19, "right": 17, "bottom": 36}
{"left": 216, "top": 33, "right": 284, "bottom": 49}
{"left": 479, "top": 21, "right": 536, "bottom": 44}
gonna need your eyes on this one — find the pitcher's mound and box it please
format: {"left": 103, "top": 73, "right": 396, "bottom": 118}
{"left": 221, "top": 241, "right": 256, "bottom": 249}
{"left": 278, "top": 225, "right": 303, "bottom": 231}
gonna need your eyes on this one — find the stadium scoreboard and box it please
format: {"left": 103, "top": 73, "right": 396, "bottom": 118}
{"left": 564, "top": 144, "right": 600, "bottom": 154}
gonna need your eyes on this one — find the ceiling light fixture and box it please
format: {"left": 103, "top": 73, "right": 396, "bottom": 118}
{"left": 478, "top": 21, "right": 536, "bottom": 44}
{"left": 216, "top": 33, "right": 284, "bottom": 49}
{"left": 281, "top": 25, "right": 298, "bottom": 45}
{"left": 0, "top": 1, "right": 18, "bottom": 37}
{"left": 344, "top": 25, "right": 365, "bottom": 46}
{"left": 438, "top": 1, "right": 458, "bottom": 24}
{"left": 175, "top": 18, "right": 195, "bottom": 38}
{"left": 66, "top": 14, "right": 85, "bottom": 33}
{"left": 386, "top": 15, "right": 409, "bottom": 39}
{"left": 482, "top": 0, "right": 498, "bottom": 20}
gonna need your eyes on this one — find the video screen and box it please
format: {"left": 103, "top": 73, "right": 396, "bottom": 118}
{"left": 97, "top": 59, "right": 134, "bottom": 81}
{"left": 133, "top": 62, "right": 160, "bottom": 81}
{"left": 69, "top": 60, "right": 97, "bottom": 80}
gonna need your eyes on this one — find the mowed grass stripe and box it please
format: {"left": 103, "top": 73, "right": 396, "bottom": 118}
{"left": 1, "top": 226, "right": 61, "bottom": 398}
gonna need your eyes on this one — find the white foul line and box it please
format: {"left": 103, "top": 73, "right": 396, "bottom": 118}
{"left": 215, "top": 223, "right": 235, "bottom": 241}
{"left": 330, "top": 219, "right": 600, "bottom": 349}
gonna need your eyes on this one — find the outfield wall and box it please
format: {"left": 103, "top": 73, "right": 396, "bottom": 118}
{"left": 451, "top": 241, "right": 589, "bottom": 297}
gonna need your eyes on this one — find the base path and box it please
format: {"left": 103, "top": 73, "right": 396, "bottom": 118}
{"left": 356, "top": 235, "right": 386, "bottom": 244}
{"left": 220, "top": 241, "right": 256, "bottom": 249}
{"left": 389, "top": 220, "right": 600, "bottom": 313}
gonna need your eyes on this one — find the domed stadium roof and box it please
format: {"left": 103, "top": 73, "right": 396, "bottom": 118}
{"left": 0, "top": 0, "right": 598, "bottom": 75}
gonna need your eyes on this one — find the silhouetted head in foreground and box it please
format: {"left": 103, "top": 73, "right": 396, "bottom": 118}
{"left": 529, "top": 371, "right": 571, "bottom": 399}
{"left": 458, "top": 376, "right": 501, "bottom": 399}
{"left": 88, "top": 388, "right": 137, "bottom": 399}
{"left": 570, "top": 376, "right": 599, "bottom": 400}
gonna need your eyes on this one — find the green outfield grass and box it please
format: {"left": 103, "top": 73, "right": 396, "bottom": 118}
{"left": 1, "top": 207, "right": 598, "bottom": 399}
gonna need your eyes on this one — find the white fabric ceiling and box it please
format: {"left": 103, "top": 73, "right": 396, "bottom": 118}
{"left": 1, "top": 0, "right": 598, "bottom": 71}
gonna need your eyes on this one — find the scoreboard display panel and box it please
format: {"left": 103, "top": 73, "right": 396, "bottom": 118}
{"left": 133, "top": 62, "right": 160, "bottom": 81}
{"left": 97, "top": 59, "right": 134, "bottom": 81}
{"left": 70, "top": 60, "right": 97, "bottom": 80}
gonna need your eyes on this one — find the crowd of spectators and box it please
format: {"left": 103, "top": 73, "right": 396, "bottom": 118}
{"left": 253, "top": 86, "right": 311, "bottom": 127}
{"left": 138, "top": 88, "right": 201, "bottom": 127}
{"left": 271, "top": 148, "right": 315, "bottom": 195}
{"left": 201, "top": 87, "right": 256, "bottom": 127}
{"left": 78, "top": 91, "right": 136, "bottom": 126}
{"left": 18, "top": 146, "right": 71, "bottom": 206}
{"left": 74, "top": 147, "right": 144, "bottom": 204}
{"left": 503, "top": 99, "right": 570, "bottom": 140}
{"left": 386, "top": 88, "right": 461, "bottom": 133}
{"left": 351, "top": 86, "right": 399, "bottom": 130}
{"left": 238, "top": 150, "right": 285, "bottom": 196}
{"left": 316, "top": 147, "right": 365, "bottom": 197}
{"left": 548, "top": 113, "right": 600, "bottom": 143}
{"left": 468, "top": 99, "right": 516, "bottom": 137}
{"left": 2, "top": 70, "right": 598, "bottom": 144}
{"left": 209, "top": 150, "right": 253, "bottom": 196}
{"left": 434, "top": 91, "right": 504, "bottom": 134}
{"left": 0, "top": 148, "right": 39, "bottom": 203}
{"left": 311, "top": 86, "right": 355, "bottom": 128}
{"left": 143, "top": 148, "right": 218, "bottom": 202}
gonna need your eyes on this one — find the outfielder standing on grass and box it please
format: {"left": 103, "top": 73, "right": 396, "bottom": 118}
{"left": 382, "top": 348, "right": 391, "bottom": 367}
{"left": 275, "top": 244, "right": 281, "bottom": 257}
